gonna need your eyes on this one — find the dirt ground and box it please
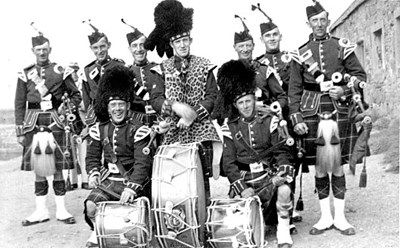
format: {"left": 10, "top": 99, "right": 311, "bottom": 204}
{"left": 0, "top": 153, "right": 398, "bottom": 248}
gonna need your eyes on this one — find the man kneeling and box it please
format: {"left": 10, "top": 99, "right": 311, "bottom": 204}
{"left": 217, "top": 60, "right": 294, "bottom": 248}
{"left": 83, "top": 65, "right": 152, "bottom": 248}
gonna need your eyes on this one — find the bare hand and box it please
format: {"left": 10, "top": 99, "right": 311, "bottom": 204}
{"left": 294, "top": 123, "right": 308, "bottom": 135}
{"left": 120, "top": 189, "right": 136, "bottom": 204}
{"left": 329, "top": 86, "right": 344, "bottom": 100}
{"left": 272, "top": 171, "right": 287, "bottom": 187}
{"left": 17, "top": 136, "right": 25, "bottom": 146}
{"left": 256, "top": 104, "right": 272, "bottom": 116}
{"left": 172, "top": 102, "right": 197, "bottom": 123}
{"left": 241, "top": 187, "right": 255, "bottom": 198}
{"left": 176, "top": 118, "right": 192, "bottom": 130}
{"left": 88, "top": 175, "right": 100, "bottom": 188}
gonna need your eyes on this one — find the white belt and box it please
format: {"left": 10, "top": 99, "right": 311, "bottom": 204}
{"left": 108, "top": 177, "right": 125, "bottom": 182}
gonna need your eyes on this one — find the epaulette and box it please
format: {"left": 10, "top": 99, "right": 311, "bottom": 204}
{"left": 63, "top": 65, "right": 74, "bottom": 80}
{"left": 17, "top": 70, "right": 27, "bottom": 82}
{"left": 24, "top": 63, "right": 35, "bottom": 71}
{"left": 221, "top": 123, "right": 232, "bottom": 140}
{"left": 77, "top": 68, "right": 86, "bottom": 82}
{"left": 112, "top": 58, "right": 125, "bottom": 64}
{"left": 134, "top": 125, "right": 151, "bottom": 143}
{"left": 84, "top": 60, "right": 97, "bottom": 69}
{"left": 270, "top": 115, "right": 279, "bottom": 133}
{"left": 337, "top": 37, "right": 357, "bottom": 60}
{"left": 89, "top": 123, "right": 101, "bottom": 141}
{"left": 150, "top": 65, "right": 163, "bottom": 75}
{"left": 289, "top": 49, "right": 301, "bottom": 64}
{"left": 266, "top": 66, "right": 276, "bottom": 79}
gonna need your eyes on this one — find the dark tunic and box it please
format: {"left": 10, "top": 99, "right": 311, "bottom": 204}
{"left": 15, "top": 62, "right": 82, "bottom": 171}
{"left": 288, "top": 34, "right": 367, "bottom": 166}
{"left": 86, "top": 118, "right": 152, "bottom": 195}
{"left": 81, "top": 56, "right": 125, "bottom": 125}
{"left": 128, "top": 60, "right": 162, "bottom": 126}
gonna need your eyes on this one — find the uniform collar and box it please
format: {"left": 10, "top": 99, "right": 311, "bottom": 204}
{"left": 265, "top": 49, "right": 280, "bottom": 55}
{"left": 97, "top": 56, "right": 111, "bottom": 66}
{"left": 309, "top": 33, "right": 331, "bottom": 42}
{"left": 133, "top": 59, "right": 149, "bottom": 67}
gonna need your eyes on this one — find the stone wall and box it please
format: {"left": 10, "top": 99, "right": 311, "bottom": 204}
{"left": 331, "top": 0, "right": 400, "bottom": 116}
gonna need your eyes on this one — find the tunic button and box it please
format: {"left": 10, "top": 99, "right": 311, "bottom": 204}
{"left": 251, "top": 138, "right": 255, "bottom": 141}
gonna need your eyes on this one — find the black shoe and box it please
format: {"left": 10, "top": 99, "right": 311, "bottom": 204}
{"left": 22, "top": 218, "right": 50, "bottom": 226}
{"left": 82, "top": 183, "right": 90, "bottom": 190}
{"left": 290, "top": 224, "right": 298, "bottom": 235}
{"left": 278, "top": 243, "right": 292, "bottom": 248}
{"left": 309, "top": 225, "right": 333, "bottom": 235}
{"left": 85, "top": 241, "right": 98, "bottom": 248}
{"left": 72, "top": 183, "right": 78, "bottom": 189}
{"left": 334, "top": 225, "right": 356, "bottom": 235}
{"left": 57, "top": 217, "right": 76, "bottom": 224}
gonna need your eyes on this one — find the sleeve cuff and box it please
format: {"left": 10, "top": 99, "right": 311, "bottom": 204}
{"left": 15, "top": 125, "right": 24, "bottom": 137}
{"left": 342, "top": 86, "right": 352, "bottom": 100}
{"left": 290, "top": 112, "right": 304, "bottom": 126}
{"left": 88, "top": 170, "right": 100, "bottom": 180}
{"left": 194, "top": 104, "right": 209, "bottom": 121}
{"left": 125, "top": 181, "right": 143, "bottom": 192}
{"left": 231, "top": 179, "right": 247, "bottom": 195}
{"left": 123, "top": 187, "right": 138, "bottom": 196}
{"left": 161, "top": 100, "right": 174, "bottom": 117}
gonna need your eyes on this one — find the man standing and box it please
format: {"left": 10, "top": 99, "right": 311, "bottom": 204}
{"left": 15, "top": 29, "right": 81, "bottom": 226}
{"left": 145, "top": 0, "right": 222, "bottom": 203}
{"left": 289, "top": 0, "right": 367, "bottom": 236}
{"left": 218, "top": 59, "right": 294, "bottom": 248}
{"left": 81, "top": 21, "right": 125, "bottom": 126}
{"left": 122, "top": 19, "right": 161, "bottom": 127}
{"left": 83, "top": 65, "right": 152, "bottom": 248}
{"left": 232, "top": 15, "right": 287, "bottom": 114}
{"left": 253, "top": 3, "right": 304, "bottom": 228}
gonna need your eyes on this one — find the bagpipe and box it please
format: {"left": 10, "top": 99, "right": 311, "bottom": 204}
{"left": 270, "top": 101, "right": 295, "bottom": 147}
{"left": 342, "top": 73, "right": 372, "bottom": 188}
{"left": 58, "top": 92, "right": 82, "bottom": 190}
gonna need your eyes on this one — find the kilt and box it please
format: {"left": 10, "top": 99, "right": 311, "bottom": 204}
{"left": 21, "top": 110, "right": 74, "bottom": 171}
{"left": 302, "top": 95, "right": 358, "bottom": 166}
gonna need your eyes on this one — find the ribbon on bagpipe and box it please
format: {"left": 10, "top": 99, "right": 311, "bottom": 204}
{"left": 342, "top": 73, "right": 371, "bottom": 188}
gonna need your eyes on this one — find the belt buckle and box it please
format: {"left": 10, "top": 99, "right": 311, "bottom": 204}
{"left": 249, "top": 162, "right": 263, "bottom": 173}
{"left": 108, "top": 163, "right": 119, "bottom": 174}
{"left": 40, "top": 100, "right": 52, "bottom": 111}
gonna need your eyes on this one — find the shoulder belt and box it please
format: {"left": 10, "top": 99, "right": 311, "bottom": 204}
{"left": 134, "top": 125, "right": 151, "bottom": 143}
{"left": 102, "top": 123, "right": 129, "bottom": 180}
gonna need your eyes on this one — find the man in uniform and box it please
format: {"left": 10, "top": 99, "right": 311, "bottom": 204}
{"left": 81, "top": 21, "right": 125, "bottom": 126}
{"left": 232, "top": 15, "right": 287, "bottom": 112}
{"left": 15, "top": 30, "right": 81, "bottom": 226}
{"left": 218, "top": 60, "right": 294, "bottom": 248}
{"left": 289, "top": 1, "right": 367, "bottom": 236}
{"left": 145, "top": 0, "right": 222, "bottom": 204}
{"left": 252, "top": 3, "right": 304, "bottom": 228}
{"left": 83, "top": 65, "right": 152, "bottom": 248}
{"left": 122, "top": 19, "right": 161, "bottom": 127}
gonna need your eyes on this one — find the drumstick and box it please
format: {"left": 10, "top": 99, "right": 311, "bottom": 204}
{"left": 97, "top": 185, "right": 121, "bottom": 199}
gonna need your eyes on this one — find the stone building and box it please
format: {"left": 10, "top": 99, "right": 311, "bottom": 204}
{"left": 330, "top": 0, "right": 400, "bottom": 115}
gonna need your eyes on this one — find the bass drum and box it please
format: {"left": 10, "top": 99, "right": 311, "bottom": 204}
{"left": 152, "top": 143, "right": 206, "bottom": 248}
{"left": 95, "top": 197, "right": 152, "bottom": 248}
{"left": 206, "top": 197, "right": 265, "bottom": 248}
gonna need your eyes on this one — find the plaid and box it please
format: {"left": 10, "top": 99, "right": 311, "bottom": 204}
{"left": 302, "top": 94, "right": 358, "bottom": 166}
{"left": 86, "top": 179, "right": 125, "bottom": 203}
{"left": 21, "top": 111, "right": 74, "bottom": 171}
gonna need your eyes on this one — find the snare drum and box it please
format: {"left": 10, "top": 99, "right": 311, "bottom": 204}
{"left": 95, "top": 197, "right": 151, "bottom": 248}
{"left": 206, "top": 197, "right": 265, "bottom": 248}
{"left": 152, "top": 143, "right": 206, "bottom": 248}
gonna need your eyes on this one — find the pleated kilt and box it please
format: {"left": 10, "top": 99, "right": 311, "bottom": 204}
{"left": 301, "top": 95, "right": 358, "bottom": 166}
{"left": 21, "top": 110, "right": 74, "bottom": 171}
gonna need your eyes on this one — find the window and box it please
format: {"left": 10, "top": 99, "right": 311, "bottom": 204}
{"left": 356, "top": 40, "right": 365, "bottom": 67}
{"left": 373, "top": 28, "right": 383, "bottom": 69}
